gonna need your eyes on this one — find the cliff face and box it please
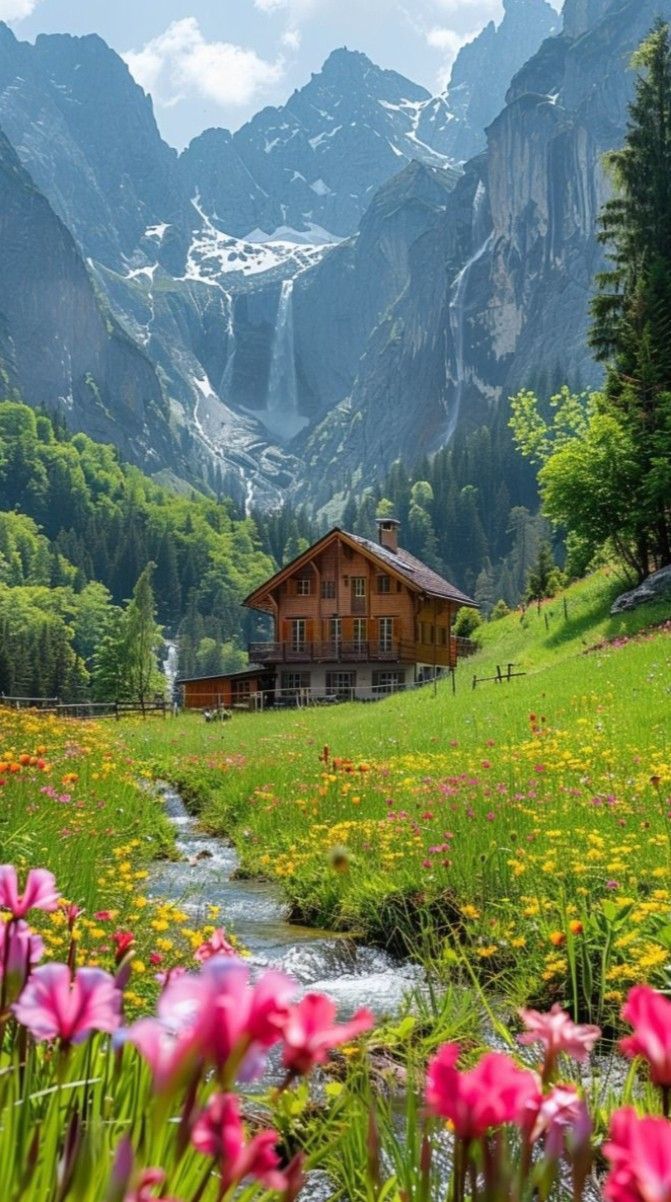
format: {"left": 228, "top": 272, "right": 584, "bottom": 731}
{"left": 0, "top": 128, "right": 172, "bottom": 467}
{"left": 290, "top": 0, "right": 671, "bottom": 510}
{"left": 0, "top": 24, "right": 190, "bottom": 272}
{"left": 417, "top": 0, "right": 559, "bottom": 164}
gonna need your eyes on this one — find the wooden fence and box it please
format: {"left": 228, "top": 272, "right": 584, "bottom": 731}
{"left": 0, "top": 696, "right": 168, "bottom": 719}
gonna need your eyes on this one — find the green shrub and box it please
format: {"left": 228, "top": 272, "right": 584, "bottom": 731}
{"left": 453, "top": 607, "right": 482, "bottom": 638}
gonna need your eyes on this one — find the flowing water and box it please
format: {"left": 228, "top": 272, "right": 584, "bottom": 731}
{"left": 221, "top": 291, "right": 236, "bottom": 400}
{"left": 151, "top": 787, "right": 422, "bottom": 1015}
{"left": 162, "top": 642, "right": 179, "bottom": 703}
{"left": 446, "top": 231, "right": 494, "bottom": 442}
{"left": 263, "top": 279, "right": 308, "bottom": 442}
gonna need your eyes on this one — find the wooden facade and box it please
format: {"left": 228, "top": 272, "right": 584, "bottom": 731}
{"left": 179, "top": 668, "right": 272, "bottom": 711}
{"left": 177, "top": 526, "right": 477, "bottom": 709}
{"left": 244, "top": 523, "right": 478, "bottom": 695}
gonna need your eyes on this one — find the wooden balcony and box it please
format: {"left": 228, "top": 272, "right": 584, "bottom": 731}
{"left": 249, "top": 640, "right": 417, "bottom": 665}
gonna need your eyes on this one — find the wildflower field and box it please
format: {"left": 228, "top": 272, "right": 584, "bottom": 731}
{"left": 127, "top": 574, "right": 671, "bottom": 1029}
{"left": 0, "top": 571, "right": 670, "bottom": 1200}
{"left": 0, "top": 708, "right": 217, "bottom": 1010}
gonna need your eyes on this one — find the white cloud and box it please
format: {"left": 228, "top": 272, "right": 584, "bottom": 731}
{"left": 0, "top": 0, "right": 40, "bottom": 19}
{"left": 427, "top": 27, "right": 468, "bottom": 54}
{"left": 282, "top": 28, "right": 302, "bottom": 51}
{"left": 124, "top": 18, "right": 284, "bottom": 110}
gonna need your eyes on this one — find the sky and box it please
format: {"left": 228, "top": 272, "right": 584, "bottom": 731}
{"left": 0, "top": 0, "right": 563, "bottom": 148}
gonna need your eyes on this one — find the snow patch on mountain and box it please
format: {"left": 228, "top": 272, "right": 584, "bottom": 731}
{"left": 185, "top": 196, "right": 331, "bottom": 282}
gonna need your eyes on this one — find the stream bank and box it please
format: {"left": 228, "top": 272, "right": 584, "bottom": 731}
{"left": 150, "top": 787, "right": 422, "bottom": 1016}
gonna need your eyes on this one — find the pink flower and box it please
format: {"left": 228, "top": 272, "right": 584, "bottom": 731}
{"left": 191, "top": 1093, "right": 287, "bottom": 1192}
{"left": 164, "top": 959, "right": 295, "bottom": 1078}
{"left": 519, "top": 1005, "right": 601, "bottom": 1076}
{"left": 426, "top": 1043, "right": 540, "bottom": 1139}
{"left": 123, "top": 960, "right": 295, "bottom": 1090}
{"left": 119, "top": 1017, "right": 202, "bottom": 1094}
{"left": 282, "top": 994, "right": 373, "bottom": 1075}
{"left": 60, "top": 903, "right": 84, "bottom": 931}
{"left": 193, "top": 928, "right": 236, "bottom": 963}
{"left": 13, "top": 963, "right": 121, "bottom": 1044}
{"left": 124, "top": 1169, "right": 180, "bottom": 1202}
{"left": 604, "top": 1107, "right": 671, "bottom": 1202}
{"left": 620, "top": 985, "right": 671, "bottom": 1086}
{"left": 0, "top": 919, "right": 43, "bottom": 1000}
{"left": 0, "top": 866, "right": 59, "bottom": 918}
{"left": 527, "top": 1084, "right": 592, "bottom": 1159}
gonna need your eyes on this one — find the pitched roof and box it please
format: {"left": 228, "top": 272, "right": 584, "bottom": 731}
{"left": 243, "top": 526, "right": 477, "bottom": 609}
{"left": 345, "top": 531, "right": 477, "bottom": 607}
{"left": 177, "top": 665, "right": 269, "bottom": 685}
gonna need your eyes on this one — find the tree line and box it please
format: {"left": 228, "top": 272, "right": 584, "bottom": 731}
{"left": 0, "top": 403, "right": 315, "bottom": 699}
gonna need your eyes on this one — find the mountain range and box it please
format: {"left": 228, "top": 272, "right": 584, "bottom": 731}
{"left": 0, "top": 0, "right": 660, "bottom": 515}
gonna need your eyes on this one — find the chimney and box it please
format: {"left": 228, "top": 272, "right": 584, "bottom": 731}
{"left": 376, "top": 517, "right": 400, "bottom": 554}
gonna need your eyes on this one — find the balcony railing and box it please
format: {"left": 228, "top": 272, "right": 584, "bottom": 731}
{"left": 248, "top": 640, "right": 417, "bottom": 664}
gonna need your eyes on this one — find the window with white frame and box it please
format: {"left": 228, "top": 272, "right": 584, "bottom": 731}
{"left": 378, "top": 617, "right": 394, "bottom": 652}
{"left": 372, "top": 670, "right": 405, "bottom": 694}
{"left": 353, "top": 618, "right": 367, "bottom": 649}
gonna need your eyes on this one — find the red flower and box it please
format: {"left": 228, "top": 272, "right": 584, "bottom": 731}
{"left": 113, "top": 931, "right": 135, "bottom": 964}
{"left": 194, "top": 928, "right": 236, "bottom": 963}
{"left": 426, "top": 1043, "right": 540, "bottom": 1139}
{"left": 604, "top": 1107, "right": 671, "bottom": 1202}
{"left": 191, "top": 1093, "right": 287, "bottom": 1192}
{"left": 282, "top": 993, "right": 373, "bottom": 1076}
{"left": 620, "top": 985, "right": 671, "bottom": 1086}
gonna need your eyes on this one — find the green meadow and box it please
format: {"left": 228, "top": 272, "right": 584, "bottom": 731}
{"left": 123, "top": 571, "right": 671, "bottom": 1027}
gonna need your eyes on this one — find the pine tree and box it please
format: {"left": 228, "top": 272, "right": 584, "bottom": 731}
{"left": 526, "top": 542, "right": 559, "bottom": 603}
{"left": 590, "top": 20, "right": 671, "bottom": 571}
{"left": 123, "top": 564, "right": 163, "bottom": 713}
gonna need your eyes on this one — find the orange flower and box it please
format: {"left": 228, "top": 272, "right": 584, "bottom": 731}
{"left": 569, "top": 921, "right": 584, "bottom": 936}
{"left": 549, "top": 931, "right": 566, "bottom": 947}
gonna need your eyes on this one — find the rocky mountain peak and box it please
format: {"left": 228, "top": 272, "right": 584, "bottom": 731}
{"left": 416, "top": 0, "right": 559, "bottom": 163}
{"left": 562, "top": 0, "right": 615, "bottom": 39}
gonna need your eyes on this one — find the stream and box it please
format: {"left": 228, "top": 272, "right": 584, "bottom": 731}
{"left": 150, "top": 787, "right": 422, "bottom": 1015}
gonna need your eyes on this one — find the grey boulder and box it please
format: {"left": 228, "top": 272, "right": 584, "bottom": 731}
{"left": 610, "top": 566, "right": 671, "bottom": 614}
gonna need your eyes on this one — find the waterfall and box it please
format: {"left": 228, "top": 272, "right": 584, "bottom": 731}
{"left": 446, "top": 231, "right": 494, "bottom": 441}
{"left": 163, "top": 641, "right": 179, "bottom": 702}
{"left": 262, "top": 278, "right": 308, "bottom": 441}
{"left": 221, "top": 291, "right": 236, "bottom": 399}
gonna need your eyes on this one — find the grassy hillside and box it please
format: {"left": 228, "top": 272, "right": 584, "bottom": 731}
{"left": 123, "top": 570, "right": 671, "bottom": 1024}
{"left": 473, "top": 567, "right": 670, "bottom": 670}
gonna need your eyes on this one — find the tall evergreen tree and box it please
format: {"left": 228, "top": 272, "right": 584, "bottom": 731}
{"left": 590, "top": 20, "right": 671, "bottom": 571}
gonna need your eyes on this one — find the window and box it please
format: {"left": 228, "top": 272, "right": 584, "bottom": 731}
{"left": 352, "top": 577, "right": 366, "bottom": 598}
{"left": 321, "top": 579, "right": 336, "bottom": 599}
{"left": 290, "top": 619, "right": 307, "bottom": 652}
{"left": 353, "top": 618, "right": 367, "bottom": 650}
{"left": 232, "top": 679, "right": 252, "bottom": 702}
{"left": 330, "top": 617, "right": 342, "bottom": 645}
{"left": 376, "top": 574, "right": 390, "bottom": 594}
{"left": 378, "top": 617, "right": 394, "bottom": 653}
{"left": 296, "top": 577, "right": 311, "bottom": 596}
{"left": 372, "top": 670, "right": 405, "bottom": 694}
{"left": 281, "top": 672, "right": 311, "bottom": 696}
{"left": 326, "top": 671, "right": 356, "bottom": 700}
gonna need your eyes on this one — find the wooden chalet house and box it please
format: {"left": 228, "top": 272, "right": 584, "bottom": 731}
{"left": 239, "top": 518, "right": 477, "bottom": 703}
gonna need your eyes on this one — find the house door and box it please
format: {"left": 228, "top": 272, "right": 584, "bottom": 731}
{"left": 291, "top": 619, "right": 307, "bottom": 653}
{"left": 378, "top": 617, "right": 394, "bottom": 654}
